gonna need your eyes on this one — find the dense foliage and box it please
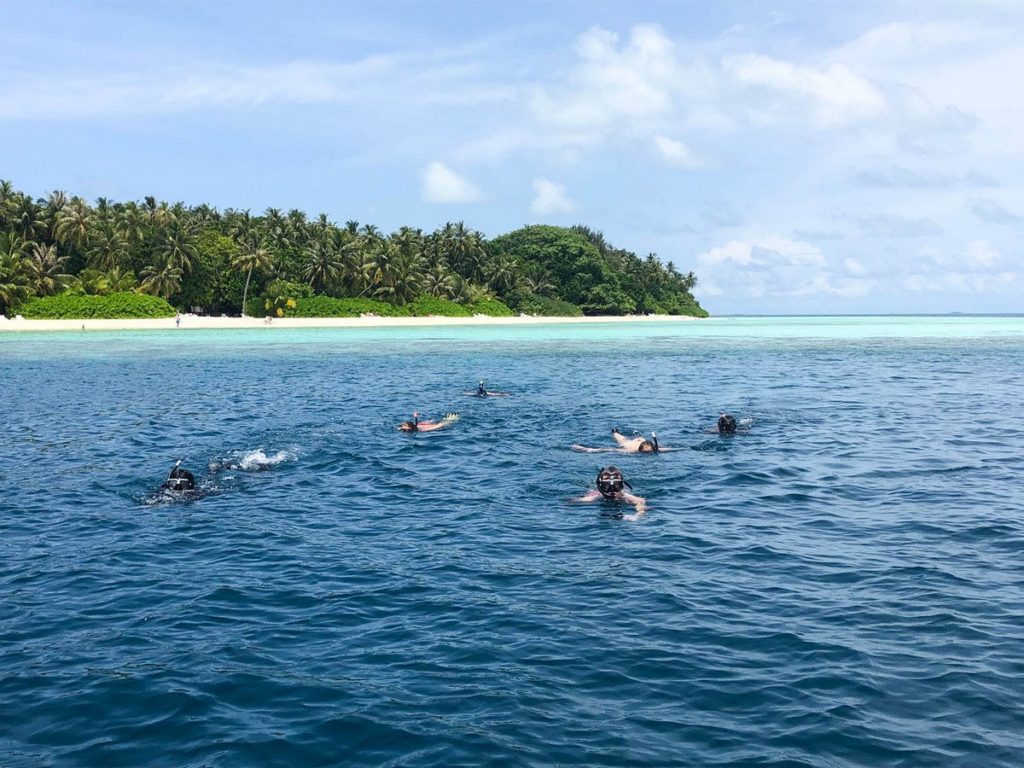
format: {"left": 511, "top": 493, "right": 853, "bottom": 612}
{"left": 0, "top": 180, "right": 704, "bottom": 318}
{"left": 19, "top": 292, "right": 175, "bottom": 319}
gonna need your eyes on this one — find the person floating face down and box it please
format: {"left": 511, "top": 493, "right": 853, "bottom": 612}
{"left": 571, "top": 466, "right": 647, "bottom": 520}
{"left": 572, "top": 427, "right": 667, "bottom": 454}
{"left": 398, "top": 412, "right": 461, "bottom": 432}
{"left": 161, "top": 461, "right": 196, "bottom": 492}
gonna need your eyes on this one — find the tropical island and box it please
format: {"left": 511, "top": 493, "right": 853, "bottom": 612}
{"left": 0, "top": 180, "right": 705, "bottom": 322}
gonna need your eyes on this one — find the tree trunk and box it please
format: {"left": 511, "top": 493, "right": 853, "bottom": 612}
{"left": 241, "top": 266, "right": 253, "bottom": 317}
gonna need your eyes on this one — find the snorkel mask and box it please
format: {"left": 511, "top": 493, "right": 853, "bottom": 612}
{"left": 596, "top": 466, "right": 632, "bottom": 498}
{"left": 163, "top": 462, "right": 196, "bottom": 491}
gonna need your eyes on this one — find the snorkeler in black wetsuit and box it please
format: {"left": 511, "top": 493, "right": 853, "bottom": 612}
{"left": 465, "top": 380, "right": 510, "bottom": 397}
{"left": 717, "top": 413, "right": 738, "bottom": 434}
{"left": 160, "top": 461, "right": 196, "bottom": 492}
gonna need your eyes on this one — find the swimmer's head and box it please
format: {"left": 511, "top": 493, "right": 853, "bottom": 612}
{"left": 399, "top": 421, "right": 418, "bottom": 432}
{"left": 638, "top": 440, "right": 657, "bottom": 453}
{"left": 596, "top": 466, "right": 629, "bottom": 498}
{"left": 718, "top": 413, "right": 737, "bottom": 434}
{"left": 163, "top": 465, "right": 196, "bottom": 492}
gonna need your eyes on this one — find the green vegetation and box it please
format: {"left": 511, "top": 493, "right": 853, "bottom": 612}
{"left": 0, "top": 180, "right": 705, "bottom": 318}
{"left": 20, "top": 292, "right": 175, "bottom": 319}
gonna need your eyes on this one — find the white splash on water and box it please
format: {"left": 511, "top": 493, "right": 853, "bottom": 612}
{"left": 236, "top": 449, "right": 294, "bottom": 471}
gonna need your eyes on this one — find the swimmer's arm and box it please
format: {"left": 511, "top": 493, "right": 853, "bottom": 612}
{"left": 569, "top": 490, "right": 602, "bottom": 503}
{"left": 570, "top": 444, "right": 618, "bottom": 453}
{"left": 419, "top": 413, "right": 460, "bottom": 431}
{"left": 621, "top": 492, "right": 647, "bottom": 518}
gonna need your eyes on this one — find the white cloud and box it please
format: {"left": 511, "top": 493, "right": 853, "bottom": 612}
{"left": 724, "top": 54, "right": 887, "bottom": 127}
{"left": 653, "top": 135, "right": 699, "bottom": 167}
{"left": 530, "top": 178, "right": 575, "bottom": 216}
{"left": 698, "top": 236, "right": 826, "bottom": 268}
{"left": 964, "top": 239, "right": 1000, "bottom": 268}
{"left": 531, "top": 24, "right": 686, "bottom": 132}
{"left": 844, "top": 258, "right": 866, "bottom": 276}
{"left": 421, "top": 162, "right": 482, "bottom": 203}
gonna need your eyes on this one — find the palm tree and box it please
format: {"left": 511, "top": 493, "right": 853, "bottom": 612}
{"left": 26, "top": 243, "right": 70, "bottom": 296}
{"left": 445, "top": 222, "right": 487, "bottom": 281}
{"left": 522, "top": 264, "right": 556, "bottom": 297}
{"left": 230, "top": 241, "right": 273, "bottom": 316}
{"left": 87, "top": 222, "right": 129, "bottom": 272}
{"left": 12, "top": 195, "right": 45, "bottom": 241}
{"left": 0, "top": 179, "right": 16, "bottom": 228}
{"left": 303, "top": 238, "right": 344, "bottom": 293}
{"left": 360, "top": 238, "right": 393, "bottom": 296}
{"left": 117, "top": 202, "right": 147, "bottom": 249}
{"left": 55, "top": 198, "right": 91, "bottom": 255}
{"left": 139, "top": 258, "right": 182, "bottom": 300}
{"left": 375, "top": 248, "right": 424, "bottom": 305}
{"left": 106, "top": 266, "right": 137, "bottom": 292}
{"left": 44, "top": 190, "right": 69, "bottom": 241}
{"left": 422, "top": 263, "right": 455, "bottom": 298}
{"left": 159, "top": 218, "right": 197, "bottom": 275}
{"left": 484, "top": 254, "right": 519, "bottom": 294}
{"left": 263, "top": 208, "right": 290, "bottom": 253}
{"left": 0, "top": 233, "right": 30, "bottom": 314}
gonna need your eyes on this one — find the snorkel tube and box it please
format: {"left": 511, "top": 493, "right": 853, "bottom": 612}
{"left": 651, "top": 432, "right": 659, "bottom": 453}
{"left": 162, "top": 460, "right": 196, "bottom": 492}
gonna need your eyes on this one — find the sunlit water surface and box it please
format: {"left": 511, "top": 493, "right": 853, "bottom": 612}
{"left": 2, "top": 317, "right": 1023, "bottom": 767}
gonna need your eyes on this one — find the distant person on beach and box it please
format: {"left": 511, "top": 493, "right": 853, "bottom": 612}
{"left": 466, "top": 380, "right": 510, "bottom": 397}
{"left": 175, "top": 314, "right": 181, "bottom": 328}
{"left": 398, "top": 412, "right": 460, "bottom": 432}
{"left": 570, "top": 466, "right": 647, "bottom": 520}
{"left": 572, "top": 427, "right": 668, "bottom": 454}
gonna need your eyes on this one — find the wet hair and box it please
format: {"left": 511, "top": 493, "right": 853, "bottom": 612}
{"left": 718, "top": 414, "right": 737, "bottom": 434}
{"left": 638, "top": 439, "right": 658, "bottom": 453}
{"left": 399, "top": 421, "right": 418, "bottom": 432}
{"left": 596, "top": 465, "right": 632, "bottom": 498}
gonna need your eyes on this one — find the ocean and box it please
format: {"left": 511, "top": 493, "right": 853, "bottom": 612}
{"left": 2, "top": 316, "right": 1023, "bottom": 767}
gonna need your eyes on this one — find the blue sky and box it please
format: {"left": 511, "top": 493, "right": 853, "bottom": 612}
{"left": 2, "top": 0, "right": 1023, "bottom": 314}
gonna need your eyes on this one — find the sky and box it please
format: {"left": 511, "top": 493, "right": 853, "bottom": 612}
{"left": 2, "top": 0, "right": 1023, "bottom": 314}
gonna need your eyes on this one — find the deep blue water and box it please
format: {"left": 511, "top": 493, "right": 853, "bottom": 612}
{"left": 2, "top": 321, "right": 1024, "bottom": 767}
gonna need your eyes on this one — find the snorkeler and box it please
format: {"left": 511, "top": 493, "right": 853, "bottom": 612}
{"left": 160, "top": 460, "right": 196, "bottom": 492}
{"left": 398, "top": 411, "right": 461, "bottom": 432}
{"left": 711, "top": 413, "right": 752, "bottom": 434}
{"left": 570, "top": 466, "right": 647, "bottom": 519}
{"left": 572, "top": 427, "right": 669, "bottom": 454}
{"left": 465, "top": 380, "right": 510, "bottom": 397}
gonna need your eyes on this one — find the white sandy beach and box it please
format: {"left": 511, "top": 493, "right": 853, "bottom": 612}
{"left": 0, "top": 313, "right": 699, "bottom": 333}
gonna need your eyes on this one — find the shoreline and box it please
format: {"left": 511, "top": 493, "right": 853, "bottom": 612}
{"left": 0, "top": 314, "right": 700, "bottom": 334}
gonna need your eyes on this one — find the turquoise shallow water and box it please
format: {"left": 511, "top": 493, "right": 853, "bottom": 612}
{"left": 2, "top": 317, "right": 1023, "bottom": 766}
